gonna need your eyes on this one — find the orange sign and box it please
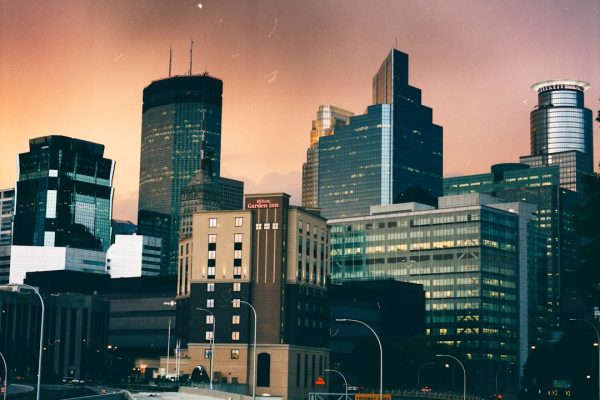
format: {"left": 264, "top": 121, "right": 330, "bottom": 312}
{"left": 315, "top": 376, "right": 326, "bottom": 385}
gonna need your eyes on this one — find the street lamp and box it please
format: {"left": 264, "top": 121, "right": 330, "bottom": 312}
{"left": 195, "top": 307, "right": 215, "bottom": 389}
{"left": 436, "top": 354, "right": 465, "bottom": 400}
{"left": 0, "top": 350, "right": 7, "bottom": 400}
{"left": 325, "top": 368, "right": 348, "bottom": 400}
{"left": 238, "top": 300, "right": 257, "bottom": 400}
{"left": 336, "top": 319, "right": 382, "bottom": 400}
{"left": 5, "top": 284, "right": 44, "bottom": 400}
{"left": 417, "top": 362, "right": 435, "bottom": 387}
{"left": 569, "top": 318, "right": 600, "bottom": 399}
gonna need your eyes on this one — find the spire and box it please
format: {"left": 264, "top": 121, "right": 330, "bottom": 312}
{"left": 189, "top": 38, "right": 194, "bottom": 75}
{"left": 168, "top": 45, "right": 173, "bottom": 77}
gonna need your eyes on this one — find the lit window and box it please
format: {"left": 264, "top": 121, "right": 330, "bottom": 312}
{"left": 233, "top": 266, "right": 242, "bottom": 277}
{"left": 232, "top": 331, "right": 240, "bottom": 341}
{"left": 235, "top": 217, "right": 243, "bottom": 227}
{"left": 233, "top": 282, "right": 241, "bottom": 292}
{"left": 234, "top": 233, "right": 243, "bottom": 243}
{"left": 264, "top": 223, "right": 271, "bottom": 230}
{"left": 208, "top": 234, "right": 216, "bottom": 243}
{"left": 256, "top": 223, "right": 262, "bottom": 230}
{"left": 272, "top": 223, "right": 279, "bottom": 230}
{"left": 209, "top": 218, "right": 217, "bottom": 228}
{"left": 234, "top": 250, "right": 242, "bottom": 259}
{"left": 207, "top": 283, "right": 215, "bottom": 292}
{"left": 204, "top": 349, "right": 212, "bottom": 359}
{"left": 208, "top": 250, "right": 216, "bottom": 259}
{"left": 231, "top": 349, "right": 240, "bottom": 359}
{"left": 232, "top": 315, "right": 240, "bottom": 324}
{"left": 232, "top": 299, "right": 240, "bottom": 308}
{"left": 207, "top": 299, "right": 214, "bottom": 308}
{"left": 207, "top": 266, "right": 216, "bottom": 277}
{"left": 205, "top": 331, "right": 213, "bottom": 340}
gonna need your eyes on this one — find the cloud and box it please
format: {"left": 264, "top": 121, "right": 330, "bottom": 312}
{"left": 112, "top": 190, "right": 138, "bottom": 223}
{"left": 239, "top": 170, "right": 302, "bottom": 205}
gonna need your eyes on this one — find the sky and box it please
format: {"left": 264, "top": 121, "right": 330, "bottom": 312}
{"left": 1, "top": 0, "right": 599, "bottom": 222}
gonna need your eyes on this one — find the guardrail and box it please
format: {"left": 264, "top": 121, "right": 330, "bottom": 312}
{"left": 309, "top": 391, "right": 485, "bottom": 400}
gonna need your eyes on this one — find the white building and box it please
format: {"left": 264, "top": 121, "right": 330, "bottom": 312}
{"left": 9, "top": 246, "right": 106, "bottom": 284}
{"left": 106, "top": 235, "right": 161, "bottom": 278}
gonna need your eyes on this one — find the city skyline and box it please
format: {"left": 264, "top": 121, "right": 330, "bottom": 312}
{"left": 1, "top": 0, "right": 599, "bottom": 222}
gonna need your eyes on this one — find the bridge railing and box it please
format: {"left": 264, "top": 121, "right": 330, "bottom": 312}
{"left": 310, "top": 391, "right": 485, "bottom": 400}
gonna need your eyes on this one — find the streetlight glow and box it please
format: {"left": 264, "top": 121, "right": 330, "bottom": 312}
{"left": 569, "top": 318, "right": 600, "bottom": 399}
{"left": 436, "top": 354, "right": 466, "bottom": 400}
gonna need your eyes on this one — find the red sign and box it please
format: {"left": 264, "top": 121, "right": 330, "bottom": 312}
{"left": 247, "top": 199, "right": 280, "bottom": 209}
{"left": 315, "top": 376, "right": 326, "bottom": 385}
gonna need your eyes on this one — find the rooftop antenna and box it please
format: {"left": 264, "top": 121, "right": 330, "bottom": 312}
{"left": 395, "top": 37, "right": 398, "bottom": 50}
{"left": 189, "top": 38, "right": 194, "bottom": 75}
{"left": 168, "top": 45, "right": 173, "bottom": 77}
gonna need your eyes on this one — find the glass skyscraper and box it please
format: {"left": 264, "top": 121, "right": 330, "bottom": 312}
{"left": 13, "top": 136, "right": 114, "bottom": 251}
{"left": 0, "top": 188, "right": 15, "bottom": 284}
{"left": 309, "top": 49, "right": 443, "bottom": 219}
{"left": 137, "top": 74, "right": 224, "bottom": 275}
{"left": 520, "top": 80, "right": 593, "bottom": 192}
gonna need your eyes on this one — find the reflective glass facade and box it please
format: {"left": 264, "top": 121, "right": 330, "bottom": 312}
{"left": 312, "top": 50, "right": 443, "bottom": 219}
{"left": 138, "top": 75, "right": 223, "bottom": 275}
{"left": 13, "top": 136, "right": 114, "bottom": 251}
{"left": 520, "top": 150, "right": 592, "bottom": 192}
{"left": 0, "top": 188, "right": 14, "bottom": 284}
{"left": 444, "top": 163, "right": 581, "bottom": 331}
{"left": 329, "top": 195, "right": 531, "bottom": 391}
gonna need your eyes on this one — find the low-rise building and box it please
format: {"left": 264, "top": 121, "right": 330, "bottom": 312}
{"left": 106, "top": 234, "right": 162, "bottom": 278}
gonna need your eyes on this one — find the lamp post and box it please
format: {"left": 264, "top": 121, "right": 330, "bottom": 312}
{"left": 6, "top": 284, "right": 44, "bottom": 400}
{"left": 238, "top": 300, "right": 257, "bottom": 400}
{"left": 417, "top": 362, "right": 435, "bottom": 387}
{"left": 196, "top": 307, "right": 215, "bottom": 389}
{"left": 0, "top": 350, "right": 7, "bottom": 400}
{"left": 436, "top": 354, "right": 465, "bottom": 400}
{"left": 325, "top": 368, "right": 348, "bottom": 400}
{"left": 336, "top": 319, "right": 382, "bottom": 400}
{"left": 569, "top": 318, "right": 600, "bottom": 400}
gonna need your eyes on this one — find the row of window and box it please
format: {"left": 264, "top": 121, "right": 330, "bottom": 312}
{"left": 209, "top": 217, "right": 244, "bottom": 228}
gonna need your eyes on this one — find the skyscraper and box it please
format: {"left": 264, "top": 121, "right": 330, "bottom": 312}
{"left": 520, "top": 80, "right": 594, "bottom": 192}
{"left": 302, "top": 105, "right": 353, "bottom": 208}
{"left": 10, "top": 135, "right": 113, "bottom": 283}
{"left": 0, "top": 188, "right": 15, "bottom": 284}
{"left": 305, "top": 49, "right": 443, "bottom": 219}
{"left": 137, "top": 74, "right": 243, "bottom": 275}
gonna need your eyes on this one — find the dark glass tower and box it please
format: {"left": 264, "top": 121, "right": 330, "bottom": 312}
{"left": 138, "top": 74, "right": 241, "bottom": 275}
{"left": 315, "top": 49, "right": 443, "bottom": 219}
{"left": 520, "top": 80, "right": 593, "bottom": 192}
{"left": 13, "top": 136, "right": 114, "bottom": 251}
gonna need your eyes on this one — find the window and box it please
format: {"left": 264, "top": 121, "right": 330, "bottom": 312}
{"left": 208, "top": 234, "right": 216, "bottom": 243}
{"left": 206, "top": 299, "right": 214, "bottom": 308}
{"left": 235, "top": 217, "right": 243, "bottom": 227}
{"left": 232, "top": 299, "right": 241, "bottom": 308}
{"left": 205, "top": 331, "right": 213, "bottom": 341}
{"left": 264, "top": 223, "right": 271, "bottom": 230}
{"left": 207, "top": 283, "right": 215, "bottom": 292}
{"left": 232, "top": 331, "right": 240, "bottom": 341}
{"left": 257, "top": 353, "right": 271, "bottom": 387}
{"left": 204, "top": 349, "right": 212, "bottom": 359}
{"left": 208, "top": 250, "right": 216, "bottom": 259}
{"left": 233, "top": 282, "right": 241, "bottom": 292}
{"left": 231, "top": 349, "right": 240, "bottom": 359}
{"left": 232, "top": 315, "right": 240, "bottom": 324}
{"left": 234, "top": 233, "right": 243, "bottom": 243}
{"left": 299, "top": 220, "right": 303, "bottom": 233}
{"left": 207, "top": 266, "right": 216, "bottom": 277}
{"left": 234, "top": 250, "right": 242, "bottom": 259}
{"left": 209, "top": 218, "right": 217, "bottom": 227}
{"left": 256, "top": 223, "right": 262, "bottom": 230}
{"left": 272, "top": 222, "right": 279, "bottom": 230}
{"left": 233, "top": 266, "right": 242, "bottom": 277}
{"left": 206, "top": 315, "right": 214, "bottom": 324}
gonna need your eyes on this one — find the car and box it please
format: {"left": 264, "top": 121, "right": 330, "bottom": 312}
{"left": 420, "top": 386, "right": 432, "bottom": 393}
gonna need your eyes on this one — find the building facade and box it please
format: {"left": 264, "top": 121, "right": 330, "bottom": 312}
{"left": 521, "top": 80, "right": 594, "bottom": 192}
{"left": 329, "top": 194, "right": 543, "bottom": 393}
{"left": 302, "top": 105, "right": 354, "bottom": 208}
{"left": 173, "top": 193, "right": 330, "bottom": 400}
{"left": 106, "top": 234, "right": 162, "bottom": 278}
{"left": 13, "top": 135, "right": 114, "bottom": 251}
{"left": 444, "top": 163, "right": 581, "bottom": 333}
{"left": 313, "top": 49, "right": 443, "bottom": 219}
{"left": 0, "top": 188, "right": 14, "bottom": 284}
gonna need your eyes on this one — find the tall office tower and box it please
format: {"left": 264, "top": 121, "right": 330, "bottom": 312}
{"left": 0, "top": 188, "right": 15, "bottom": 284}
{"left": 444, "top": 163, "right": 581, "bottom": 332}
{"left": 137, "top": 74, "right": 226, "bottom": 275}
{"left": 173, "top": 194, "right": 330, "bottom": 399}
{"left": 520, "top": 80, "right": 593, "bottom": 192}
{"left": 302, "top": 105, "right": 353, "bottom": 207}
{"left": 10, "top": 136, "right": 113, "bottom": 283}
{"left": 329, "top": 194, "right": 543, "bottom": 393}
{"left": 315, "top": 49, "right": 443, "bottom": 219}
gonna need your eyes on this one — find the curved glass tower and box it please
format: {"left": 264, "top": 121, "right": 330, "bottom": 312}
{"left": 530, "top": 80, "right": 593, "bottom": 157}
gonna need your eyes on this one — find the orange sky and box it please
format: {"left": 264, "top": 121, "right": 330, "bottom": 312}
{"left": 1, "top": 0, "right": 599, "bottom": 222}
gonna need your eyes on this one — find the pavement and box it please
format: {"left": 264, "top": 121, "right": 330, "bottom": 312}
{"left": 132, "top": 392, "right": 224, "bottom": 400}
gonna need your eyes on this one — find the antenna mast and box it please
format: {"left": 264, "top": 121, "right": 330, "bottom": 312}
{"left": 189, "top": 38, "right": 194, "bottom": 75}
{"left": 168, "top": 45, "right": 173, "bottom": 77}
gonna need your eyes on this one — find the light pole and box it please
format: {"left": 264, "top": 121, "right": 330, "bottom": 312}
{"left": 336, "top": 319, "right": 382, "bottom": 400}
{"left": 0, "top": 350, "right": 7, "bottom": 400}
{"left": 196, "top": 307, "right": 215, "bottom": 389}
{"left": 238, "top": 300, "right": 257, "bottom": 400}
{"left": 436, "top": 354, "right": 465, "bottom": 400}
{"left": 325, "top": 368, "right": 348, "bottom": 400}
{"left": 162, "top": 300, "right": 176, "bottom": 380}
{"left": 570, "top": 318, "right": 600, "bottom": 400}
{"left": 417, "top": 362, "right": 435, "bottom": 387}
{"left": 6, "top": 284, "right": 44, "bottom": 400}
